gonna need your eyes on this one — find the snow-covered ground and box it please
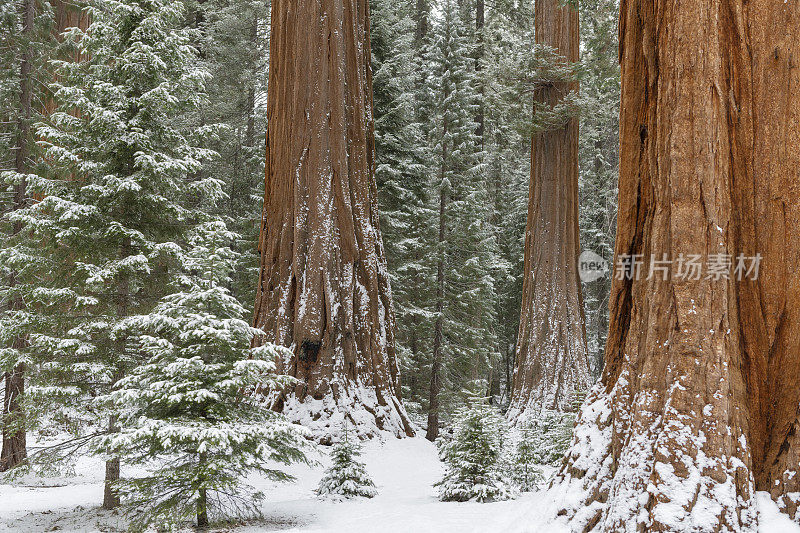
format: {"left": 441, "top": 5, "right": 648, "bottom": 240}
{"left": 1, "top": 436, "right": 798, "bottom": 532}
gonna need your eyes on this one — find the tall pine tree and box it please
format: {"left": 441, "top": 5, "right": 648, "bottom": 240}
{"left": 7, "top": 0, "right": 217, "bottom": 507}
{"left": 424, "top": 0, "right": 499, "bottom": 440}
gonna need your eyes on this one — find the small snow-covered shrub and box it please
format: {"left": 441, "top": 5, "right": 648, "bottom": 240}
{"left": 528, "top": 409, "right": 576, "bottom": 466}
{"left": 436, "top": 400, "right": 517, "bottom": 502}
{"left": 317, "top": 429, "right": 378, "bottom": 500}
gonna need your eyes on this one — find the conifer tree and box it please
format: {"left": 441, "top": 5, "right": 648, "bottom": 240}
{"left": 481, "top": 0, "right": 536, "bottom": 404}
{"left": 371, "top": 0, "right": 434, "bottom": 421}
{"left": 6, "top": 0, "right": 217, "bottom": 507}
{"left": 425, "top": 0, "right": 499, "bottom": 440}
{"left": 100, "top": 222, "right": 308, "bottom": 529}
{"left": 197, "top": 0, "right": 269, "bottom": 307}
{"left": 436, "top": 400, "right": 516, "bottom": 502}
{"left": 509, "top": 0, "right": 590, "bottom": 420}
{"left": 577, "top": 0, "right": 619, "bottom": 375}
{"left": 507, "top": 424, "right": 544, "bottom": 492}
{"left": 0, "top": 0, "right": 90, "bottom": 471}
{"left": 316, "top": 424, "right": 378, "bottom": 500}
{"left": 0, "top": 0, "right": 35, "bottom": 474}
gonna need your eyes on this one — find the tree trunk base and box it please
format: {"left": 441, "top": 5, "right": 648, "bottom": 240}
{"left": 1, "top": 366, "right": 27, "bottom": 472}
{"left": 102, "top": 457, "right": 120, "bottom": 510}
{"left": 546, "top": 381, "right": 800, "bottom": 532}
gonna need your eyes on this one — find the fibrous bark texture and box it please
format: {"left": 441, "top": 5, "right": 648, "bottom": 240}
{"left": 551, "top": 1, "right": 800, "bottom": 531}
{"left": 508, "top": 0, "right": 590, "bottom": 420}
{"left": 254, "top": 0, "right": 413, "bottom": 441}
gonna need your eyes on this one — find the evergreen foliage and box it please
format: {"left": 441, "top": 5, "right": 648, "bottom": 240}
{"left": 426, "top": 0, "right": 499, "bottom": 413}
{"left": 4, "top": 0, "right": 218, "bottom": 463}
{"left": 577, "top": 0, "right": 620, "bottom": 375}
{"left": 195, "top": 0, "right": 269, "bottom": 307}
{"left": 436, "top": 400, "right": 516, "bottom": 502}
{"left": 507, "top": 424, "right": 545, "bottom": 492}
{"left": 317, "top": 426, "right": 378, "bottom": 500}
{"left": 99, "top": 222, "right": 308, "bottom": 529}
{"left": 0, "top": 0, "right": 624, "bottom": 516}
{"left": 370, "top": 0, "right": 433, "bottom": 421}
{"left": 516, "top": 391, "right": 584, "bottom": 467}
{"left": 521, "top": 410, "right": 576, "bottom": 467}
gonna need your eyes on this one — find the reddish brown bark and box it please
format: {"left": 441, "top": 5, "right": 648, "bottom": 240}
{"left": 508, "top": 0, "right": 590, "bottom": 420}
{"left": 254, "top": 0, "right": 413, "bottom": 440}
{"left": 1, "top": 362, "right": 25, "bottom": 472}
{"left": 553, "top": 1, "right": 800, "bottom": 530}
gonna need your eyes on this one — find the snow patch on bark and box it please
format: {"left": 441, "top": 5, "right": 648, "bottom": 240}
{"left": 279, "top": 379, "right": 413, "bottom": 443}
{"left": 547, "top": 372, "right": 759, "bottom": 532}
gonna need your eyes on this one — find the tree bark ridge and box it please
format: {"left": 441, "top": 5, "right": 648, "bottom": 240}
{"left": 552, "top": 0, "right": 800, "bottom": 530}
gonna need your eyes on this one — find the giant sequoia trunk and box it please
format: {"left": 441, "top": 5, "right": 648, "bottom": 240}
{"left": 508, "top": 0, "right": 590, "bottom": 420}
{"left": 552, "top": 1, "right": 800, "bottom": 531}
{"left": 254, "top": 0, "right": 413, "bottom": 441}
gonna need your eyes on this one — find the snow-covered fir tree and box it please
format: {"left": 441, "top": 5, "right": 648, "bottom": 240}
{"left": 195, "top": 0, "right": 269, "bottom": 307}
{"left": 424, "top": 0, "right": 500, "bottom": 440}
{"left": 0, "top": 0, "right": 82, "bottom": 471}
{"left": 0, "top": 0, "right": 33, "bottom": 473}
{"left": 316, "top": 425, "right": 378, "bottom": 500}
{"left": 371, "top": 0, "right": 434, "bottom": 422}
{"left": 577, "top": 0, "right": 620, "bottom": 376}
{"left": 516, "top": 391, "right": 583, "bottom": 467}
{"left": 480, "top": 0, "right": 536, "bottom": 405}
{"left": 4, "top": 0, "right": 218, "bottom": 505}
{"left": 0, "top": 1, "right": 19, "bottom": 175}
{"left": 99, "top": 221, "right": 309, "bottom": 529}
{"left": 507, "top": 424, "right": 544, "bottom": 492}
{"left": 435, "top": 399, "right": 516, "bottom": 502}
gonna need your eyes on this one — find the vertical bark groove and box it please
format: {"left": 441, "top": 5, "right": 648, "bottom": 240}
{"left": 552, "top": 1, "right": 800, "bottom": 530}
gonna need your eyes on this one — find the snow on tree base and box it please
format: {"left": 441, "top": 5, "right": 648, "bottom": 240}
{"left": 280, "top": 382, "right": 414, "bottom": 443}
{"left": 547, "top": 379, "right": 764, "bottom": 532}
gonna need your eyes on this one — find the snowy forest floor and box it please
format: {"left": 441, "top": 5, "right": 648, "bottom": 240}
{"left": 1, "top": 436, "right": 798, "bottom": 532}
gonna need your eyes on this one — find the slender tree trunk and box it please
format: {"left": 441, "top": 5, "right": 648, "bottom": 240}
{"left": 1, "top": 0, "right": 34, "bottom": 473}
{"left": 197, "top": 452, "right": 208, "bottom": 528}
{"left": 254, "top": 0, "right": 413, "bottom": 441}
{"left": 508, "top": 0, "right": 590, "bottom": 421}
{"left": 426, "top": 163, "right": 448, "bottom": 441}
{"left": 2, "top": 0, "right": 90, "bottom": 474}
{"left": 245, "top": 13, "right": 257, "bottom": 149}
{"left": 414, "top": 0, "right": 429, "bottom": 46}
{"left": 553, "top": 1, "right": 800, "bottom": 530}
{"left": 102, "top": 453, "right": 120, "bottom": 510}
{"left": 103, "top": 235, "right": 130, "bottom": 510}
{"left": 474, "top": 0, "right": 484, "bottom": 145}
